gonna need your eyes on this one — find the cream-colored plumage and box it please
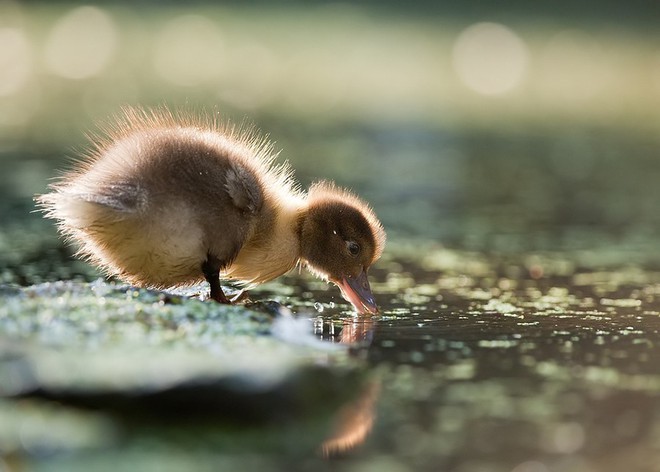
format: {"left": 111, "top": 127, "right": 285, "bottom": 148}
{"left": 37, "top": 107, "right": 386, "bottom": 313}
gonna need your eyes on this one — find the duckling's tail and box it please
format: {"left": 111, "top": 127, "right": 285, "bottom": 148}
{"left": 36, "top": 182, "right": 143, "bottom": 231}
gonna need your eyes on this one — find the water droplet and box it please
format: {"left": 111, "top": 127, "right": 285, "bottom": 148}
{"left": 313, "top": 316, "right": 323, "bottom": 336}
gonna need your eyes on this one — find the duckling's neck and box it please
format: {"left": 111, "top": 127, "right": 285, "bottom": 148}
{"left": 223, "top": 192, "right": 306, "bottom": 285}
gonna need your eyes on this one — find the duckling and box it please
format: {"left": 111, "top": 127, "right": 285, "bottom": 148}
{"left": 37, "top": 107, "right": 386, "bottom": 314}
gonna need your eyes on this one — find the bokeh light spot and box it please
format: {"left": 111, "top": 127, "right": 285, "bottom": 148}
{"left": 552, "top": 422, "right": 585, "bottom": 454}
{"left": 152, "top": 15, "right": 225, "bottom": 87}
{"left": 44, "top": 6, "right": 118, "bottom": 80}
{"left": 538, "top": 30, "right": 610, "bottom": 102}
{"left": 0, "top": 28, "right": 31, "bottom": 96}
{"left": 452, "top": 22, "right": 528, "bottom": 96}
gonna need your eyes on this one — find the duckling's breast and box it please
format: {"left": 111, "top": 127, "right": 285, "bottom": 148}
{"left": 222, "top": 190, "right": 305, "bottom": 285}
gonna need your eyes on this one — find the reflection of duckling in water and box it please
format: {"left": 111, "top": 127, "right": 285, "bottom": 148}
{"left": 321, "top": 378, "right": 380, "bottom": 457}
{"left": 37, "top": 107, "right": 386, "bottom": 314}
{"left": 320, "top": 317, "right": 379, "bottom": 457}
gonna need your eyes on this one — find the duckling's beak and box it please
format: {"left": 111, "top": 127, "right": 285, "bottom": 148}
{"left": 334, "top": 269, "right": 379, "bottom": 315}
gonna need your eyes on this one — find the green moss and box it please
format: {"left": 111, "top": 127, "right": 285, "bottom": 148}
{"left": 0, "top": 280, "right": 371, "bottom": 468}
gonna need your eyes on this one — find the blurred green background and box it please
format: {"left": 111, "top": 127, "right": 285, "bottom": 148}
{"left": 2, "top": 0, "right": 660, "bottom": 269}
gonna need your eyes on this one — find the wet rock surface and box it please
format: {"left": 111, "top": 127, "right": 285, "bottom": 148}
{"left": 0, "top": 280, "right": 366, "bottom": 468}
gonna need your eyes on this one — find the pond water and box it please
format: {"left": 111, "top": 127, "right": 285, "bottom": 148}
{"left": 3, "top": 122, "right": 660, "bottom": 471}
{"left": 270, "top": 249, "right": 660, "bottom": 471}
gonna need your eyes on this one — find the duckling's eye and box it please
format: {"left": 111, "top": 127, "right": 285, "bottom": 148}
{"left": 346, "top": 241, "right": 360, "bottom": 256}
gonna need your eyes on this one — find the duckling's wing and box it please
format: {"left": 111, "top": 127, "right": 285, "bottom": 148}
{"left": 224, "top": 164, "right": 263, "bottom": 215}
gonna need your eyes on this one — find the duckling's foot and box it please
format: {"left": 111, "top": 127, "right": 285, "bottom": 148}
{"left": 209, "top": 286, "right": 230, "bottom": 304}
{"left": 202, "top": 254, "right": 230, "bottom": 304}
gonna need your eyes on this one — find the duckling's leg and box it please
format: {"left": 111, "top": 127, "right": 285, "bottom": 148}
{"left": 202, "top": 254, "right": 230, "bottom": 304}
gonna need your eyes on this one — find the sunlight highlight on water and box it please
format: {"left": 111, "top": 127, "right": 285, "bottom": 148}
{"left": 44, "top": 6, "right": 118, "bottom": 80}
{"left": 0, "top": 28, "right": 31, "bottom": 96}
{"left": 452, "top": 22, "right": 528, "bottom": 95}
{"left": 152, "top": 15, "right": 225, "bottom": 87}
{"left": 537, "top": 30, "right": 610, "bottom": 104}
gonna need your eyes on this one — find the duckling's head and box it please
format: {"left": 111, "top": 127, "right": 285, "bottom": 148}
{"left": 300, "top": 182, "right": 386, "bottom": 314}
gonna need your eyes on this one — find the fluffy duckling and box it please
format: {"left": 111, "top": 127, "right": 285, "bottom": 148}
{"left": 37, "top": 107, "right": 386, "bottom": 314}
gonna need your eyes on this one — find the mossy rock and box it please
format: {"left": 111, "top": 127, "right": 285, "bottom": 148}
{"left": 0, "top": 280, "right": 368, "bottom": 466}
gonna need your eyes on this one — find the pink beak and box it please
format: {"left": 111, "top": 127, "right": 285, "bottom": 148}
{"left": 333, "top": 269, "right": 379, "bottom": 314}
